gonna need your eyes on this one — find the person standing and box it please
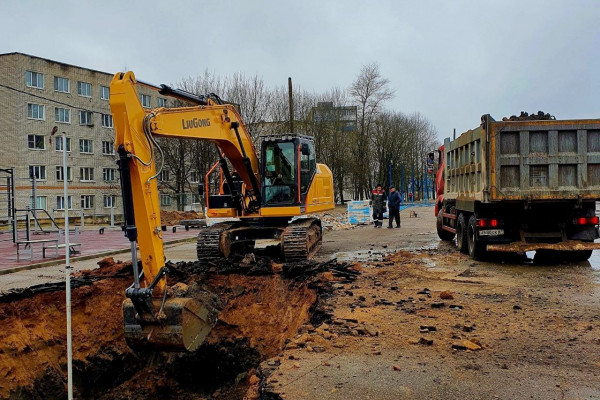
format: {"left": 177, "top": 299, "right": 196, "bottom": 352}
{"left": 371, "top": 184, "right": 386, "bottom": 228}
{"left": 387, "top": 186, "right": 401, "bottom": 228}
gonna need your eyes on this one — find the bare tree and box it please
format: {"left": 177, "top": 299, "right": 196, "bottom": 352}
{"left": 349, "top": 63, "right": 395, "bottom": 198}
{"left": 152, "top": 64, "right": 437, "bottom": 209}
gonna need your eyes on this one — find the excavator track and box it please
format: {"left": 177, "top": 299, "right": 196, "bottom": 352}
{"left": 197, "top": 222, "right": 237, "bottom": 262}
{"left": 282, "top": 218, "right": 322, "bottom": 262}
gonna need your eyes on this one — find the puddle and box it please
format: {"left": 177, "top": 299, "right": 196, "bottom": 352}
{"left": 422, "top": 258, "right": 438, "bottom": 269}
{"left": 333, "top": 250, "right": 391, "bottom": 262}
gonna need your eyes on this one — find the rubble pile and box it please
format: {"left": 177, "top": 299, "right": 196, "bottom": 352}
{"left": 502, "top": 110, "right": 555, "bottom": 121}
{"left": 316, "top": 210, "right": 354, "bottom": 231}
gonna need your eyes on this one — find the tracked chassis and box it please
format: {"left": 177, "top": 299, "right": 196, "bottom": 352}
{"left": 197, "top": 217, "right": 322, "bottom": 262}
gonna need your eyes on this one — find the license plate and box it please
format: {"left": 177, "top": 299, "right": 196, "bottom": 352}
{"left": 479, "top": 229, "right": 504, "bottom": 236}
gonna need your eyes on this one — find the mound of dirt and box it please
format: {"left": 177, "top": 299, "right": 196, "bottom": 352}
{"left": 160, "top": 210, "right": 204, "bottom": 226}
{"left": 0, "top": 255, "right": 356, "bottom": 399}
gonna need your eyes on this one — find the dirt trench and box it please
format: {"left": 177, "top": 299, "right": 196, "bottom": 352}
{"left": 0, "top": 256, "right": 354, "bottom": 399}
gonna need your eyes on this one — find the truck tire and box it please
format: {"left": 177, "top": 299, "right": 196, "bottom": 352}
{"left": 437, "top": 209, "right": 455, "bottom": 241}
{"left": 456, "top": 213, "right": 468, "bottom": 254}
{"left": 468, "top": 215, "right": 485, "bottom": 260}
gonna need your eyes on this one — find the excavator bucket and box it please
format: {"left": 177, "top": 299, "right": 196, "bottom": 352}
{"left": 122, "top": 297, "right": 216, "bottom": 352}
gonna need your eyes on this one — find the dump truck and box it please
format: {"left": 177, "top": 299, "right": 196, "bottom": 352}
{"left": 434, "top": 114, "right": 600, "bottom": 261}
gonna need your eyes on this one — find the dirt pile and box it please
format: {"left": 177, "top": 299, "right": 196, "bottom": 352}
{"left": 0, "top": 257, "right": 132, "bottom": 399}
{"left": 160, "top": 210, "right": 204, "bottom": 225}
{"left": 0, "top": 255, "right": 355, "bottom": 399}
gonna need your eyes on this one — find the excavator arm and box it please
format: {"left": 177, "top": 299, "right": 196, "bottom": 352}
{"left": 110, "top": 71, "right": 261, "bottom": 351}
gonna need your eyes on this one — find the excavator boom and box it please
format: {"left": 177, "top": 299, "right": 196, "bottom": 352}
{"left": 110, "top": 71, "right": 217, "bottom": 351}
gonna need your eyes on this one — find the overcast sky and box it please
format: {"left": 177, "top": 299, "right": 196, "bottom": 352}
{"left": 3, "top": 0, "right": 599, "bottom": 141}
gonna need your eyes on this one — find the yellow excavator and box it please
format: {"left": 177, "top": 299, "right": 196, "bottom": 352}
{"left": 109, "top": 71, "right": 334, "bottom": 351}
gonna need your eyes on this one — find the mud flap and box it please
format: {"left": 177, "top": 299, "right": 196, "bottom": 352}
{"left": 123, "top": 298, "right": 217, "bottom": 351}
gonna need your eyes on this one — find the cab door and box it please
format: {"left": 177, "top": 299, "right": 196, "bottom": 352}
{"left": 299, "top": 140, "right": 316, "bottom": 205}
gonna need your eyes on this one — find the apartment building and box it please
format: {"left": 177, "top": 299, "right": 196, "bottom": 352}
{"left": 0, "top": 52, "right": 182, "bottom": 222}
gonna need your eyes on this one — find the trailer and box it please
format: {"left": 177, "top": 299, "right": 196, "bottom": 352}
{"left": 434, "top": 114, "right": 600, "bottom": 260}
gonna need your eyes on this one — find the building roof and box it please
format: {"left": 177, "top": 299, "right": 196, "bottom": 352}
{"left": 0, "top": 52, "right": 113, "bottom": 77}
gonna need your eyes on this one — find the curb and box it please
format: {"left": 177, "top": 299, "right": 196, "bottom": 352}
{"left": 0, "top": 236, "right": 197, "bottom": 276}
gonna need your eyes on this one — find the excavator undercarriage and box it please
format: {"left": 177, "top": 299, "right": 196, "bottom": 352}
{"left": 197, "top": 217, "right": 323, "bottom": 263}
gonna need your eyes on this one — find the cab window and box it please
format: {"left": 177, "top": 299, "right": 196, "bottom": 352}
{"left": 263, "top": 142, "right": 297, "bottom": 205}
{"left": 300, "top": 142, "right": 316, "bottom": 193}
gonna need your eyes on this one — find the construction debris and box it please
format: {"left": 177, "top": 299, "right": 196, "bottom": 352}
{"left": 501, "top": 110, "right": 555, "bottom": 121}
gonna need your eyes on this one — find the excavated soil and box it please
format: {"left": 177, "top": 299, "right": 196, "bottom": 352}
{"left": 0, "top": 256, "right": 355, "bottom": 400}
{"left": 160, "top": 210, "right": 204, "bottom": 226}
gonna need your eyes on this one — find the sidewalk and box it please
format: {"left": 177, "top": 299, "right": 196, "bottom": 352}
{"left": 0, "top": 226, "right": 199, "bottom": 275}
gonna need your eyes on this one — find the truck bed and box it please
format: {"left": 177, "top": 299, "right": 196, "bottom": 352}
{"left": 444, "top": 117, "right": 600, "bottom": 202}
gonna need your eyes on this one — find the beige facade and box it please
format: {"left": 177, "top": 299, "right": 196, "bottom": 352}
{"left": 0, "top": 52, "right": 183, "bottom": 223}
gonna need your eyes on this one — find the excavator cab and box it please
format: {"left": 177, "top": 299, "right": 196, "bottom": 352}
{"left": 261, "top": 134, "right": 316, "bottom": 207}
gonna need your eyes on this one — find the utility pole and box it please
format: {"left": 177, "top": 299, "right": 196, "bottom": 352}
{"left": 288, "top": 77, "right": 294, "bottom": 133}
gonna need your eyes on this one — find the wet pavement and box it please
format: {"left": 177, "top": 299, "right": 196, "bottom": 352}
{"left": 0, "top": 226, "right": 199, "bottom": 274}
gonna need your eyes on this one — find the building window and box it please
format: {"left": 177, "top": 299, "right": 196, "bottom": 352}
{"left": 100, "top": 85, "right": 110, "bottom": 100}
{"left": 27, "top": 103, "right": 45, "bottom": 120}
{"left": 192, "top": 193, "right": 200, "bottom": 204}
{"left": 140, "top": 94, "right": 151, "bottom": 108}
{"left": 55, "top": 107, "right": 71, "bottom": 123}
{"left": 103, "top": 195, "right": 116, "bottom": 208}
{"left": 79, "top": 110, "right": 93, "bottom": 125}
{"left": 79, "top": 139, "right": 93, "bottom": 154}
{"left": 158, "top": 170, "right": 169, "bottom": 181}
{"left": 81, "top": 195, "right": 94, "bottom": 209}
{"left": 54, "top": 77, "right": 70, "bottom": 93}
{"left": 30, "top": 196, "right": 47, "bottom": 210}
{"left": 56, "top": 195, "right": 72, "bottom": 210}
{"left": 157, "top": 97, "right": 167, "bottom": 107}
{"left": 29, "top": 165, "right": 46, "bottom": 180}
{"left": 55, "top": 136, "right": 72, "bottom": 152}
{"left": 102, "top": 141, "right": 114, "bottom": 155}
{"left": 101, "top": 114, "right": 113, "bottom": 128}
{"left": 103, "top": 168, "right": 116, "bottom": 182}
{"left": 160, "top": 194, "right": 172, "bottom": 206}
{"left": 26, "top": 71, "right": 44, "bottom": 89}
{"left": 77, "top": 81, "right": 92, "bottom": 97}
{"left": 190, "top": 171, "right": 199, "bottom": 183}
{"left": 27, "top": 134, "right": 45, "bottom": 150}
{"left": 56, "top": 166, "right": 73, "bottom": 181}
{"left": 80, "top": 167, "right": 94, "bottom": 182}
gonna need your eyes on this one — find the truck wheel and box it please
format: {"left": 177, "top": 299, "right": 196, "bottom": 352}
{"left": 437, "top": 209, "right": 455, "bottom": 241}
{"left": 468, "top": 215, "right": 485, "bottom": 260}
{"left": 456, "top": 213, "right": 468, "bottom": 254}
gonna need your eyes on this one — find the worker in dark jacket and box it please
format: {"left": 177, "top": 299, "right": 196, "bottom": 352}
{"left": 371, "top": 184, "right": 386, "bottom": 228}
{"left": 387, "top": 186, "right": 401, "bottom": 228}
